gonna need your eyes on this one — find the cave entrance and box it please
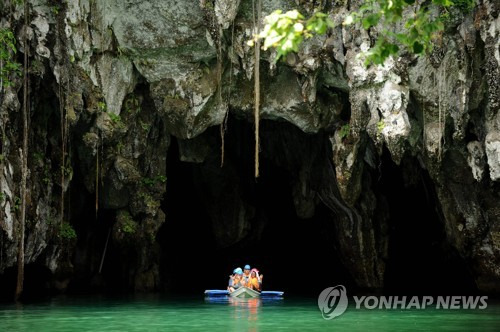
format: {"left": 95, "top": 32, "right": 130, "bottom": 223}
{"left": 159, "top": 117, "right": 352, "bottom": 296}
{"left": 379, "top": 149, "right": 477, "bottom": 295}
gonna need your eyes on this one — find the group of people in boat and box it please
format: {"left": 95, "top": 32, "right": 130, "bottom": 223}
{"left": 228, "top": 264, "right": 263, "bottom": 293}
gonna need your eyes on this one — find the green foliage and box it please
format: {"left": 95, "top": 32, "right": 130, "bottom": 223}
{"left": 344, "top": 0, "right": 475, "bottom": 65}
{"left": 458, "top": 0, "right": 475, "bottom": 11}
{"left": 124, "top": 95, "right": 141, "bottom": 114}
{"left": 440, "top": 0, "right": 476, "bottom": 24}
{"left": 13, "top": 196, "right": 21, "bottom": 211}
{"left": 377, "top": 120, "right": 385, "bottom": 133}
{"left": 0, "top": 28, "right": 21, "bottom": 88}
{"left": 42, "top": 165, "right": 51, "bottom": 184}
{"left": 33, "top": 151, "right": 44, "bottom": 163}
{"left": 61, "top": 165, "right": 73, "bottom": 177}
{"left": 97, "top": 101, "right": 107, "bottom": 112}
{"left": 339, "top": 123, "right": 350, "bottom": 140}
{"left": 138, "top": 191, "right": 160, "bottom": 210}
{"left": 121, "top": 219, "right": 136, "bottom": 234}
{"left": 249, "top": 10, "right": 334, "bottom": 61}
{"left": 253, "top": 0, "right": 476, "bottom": 66}
{"left": 201, "top": 0, "right": 214, "bottom": 10}
{"left": 108, "top": 112, "right": 126, "bottom": 129}
{"left": 116, "top": 210, "right": 137, "bottom": 235}
{"left": 139, "top": 120, "right": 150, "bottom": 132}
{"left": 122, "top": 222, "right": 136, "bottom": 234}
{"left": 108, "top": 112, "right": 121, "bottom": 123}
{"left": 142, "top": 175, "right": 167, "bottom": 187}
{"left": 2, "top": 0, "right": 24, "bottom": 9}
{"left": 51, "top": 5, "right": 60, "bottom": 15}
{"left": 59, "top": 222, "right": 77, "bottom": 240}
{"left": 343, "top": 0, "right": 446, "bottom": 65}
{"left": 116, "top": 141, "right": 125, "bottom": 154}
{"left": 46, "top": 217, "right": 54, "bottom": 227}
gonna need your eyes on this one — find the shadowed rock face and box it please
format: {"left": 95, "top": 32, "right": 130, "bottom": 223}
{"left": 0, "top": 0, "right": 498, "bottom": 296}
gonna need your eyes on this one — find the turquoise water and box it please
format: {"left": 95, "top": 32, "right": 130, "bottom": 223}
{"left": 0, "top": 296, "right": 499, "bottom": 331}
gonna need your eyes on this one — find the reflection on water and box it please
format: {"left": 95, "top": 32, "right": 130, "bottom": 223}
{"left": 204, "top": 296, "right": 285, "bottom": 332}
{"left": 204, "top": 297, "right": 264, "bottom": 331}
{"left": 229, "top": 298, "right": 261, "bottom": 332}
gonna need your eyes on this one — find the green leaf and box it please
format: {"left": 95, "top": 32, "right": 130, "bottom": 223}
{"left": 381, "top": 47, "right": 391, "bottom": 59}
{"left": 388, "top": 43, "right": 400, "bottom": 54}
{"left": 314, "top": 20, "right": 327, "bottom": 34}
{"left": 326, "top": 18, "right": 335, "bottom": 28}
{"left": 362, "top": 13, "right": 380, "bottom": 29}
{"left": 433, "top": 0, "right": 454, "bottom": 6}
{"left": 263, "top": 33, "right": 283, "bottom": 50}
{"left": 395, "top": 33, "right": 408, "bottom": 44}
{"left": 413, "top": 41, "right": 424, "bottom": 54}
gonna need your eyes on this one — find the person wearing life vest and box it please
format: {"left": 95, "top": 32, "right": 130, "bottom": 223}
{"left": 248, "top": 268, "right": 262, "bottom": 291}
{"left": 242, "top": 264, "right": 251, "bottom": 285}
{"left": 228, "top": 268, "right": 244, "bottom": 293}
{"left": 227, "top": 268, "right": 237, "bottom": 292}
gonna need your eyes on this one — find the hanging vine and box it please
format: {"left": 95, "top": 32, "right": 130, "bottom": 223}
{"left": 95, "top": 131, "right": 99, "bottom": 219}
{"left": 252, "top": 0, "right": 262, "bottom": 178}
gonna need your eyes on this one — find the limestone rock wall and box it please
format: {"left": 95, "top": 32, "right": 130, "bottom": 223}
{"left": 0, "top": 0, "right": 498, "bottom": 293}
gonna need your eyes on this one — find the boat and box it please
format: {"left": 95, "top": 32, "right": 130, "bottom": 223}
{"left": 204, "top": 289, "right": 284, "bottom": 299}
{"left": 229, "top": 287, "right": 261, "bottom": 298}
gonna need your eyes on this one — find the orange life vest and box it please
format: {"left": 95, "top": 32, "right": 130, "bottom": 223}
{"left": 249, "top": 276, "right": 260, "bottom": 290}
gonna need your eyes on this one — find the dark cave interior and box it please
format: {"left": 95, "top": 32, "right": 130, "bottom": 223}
{"left": 378, "top": 149, "right": 477, "bottom": 295}
{"left": 156, "top": 118, "right": 477, "bottom": 296}
{"left": 158, "top": 119, "right": 353, "bottom": 296}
